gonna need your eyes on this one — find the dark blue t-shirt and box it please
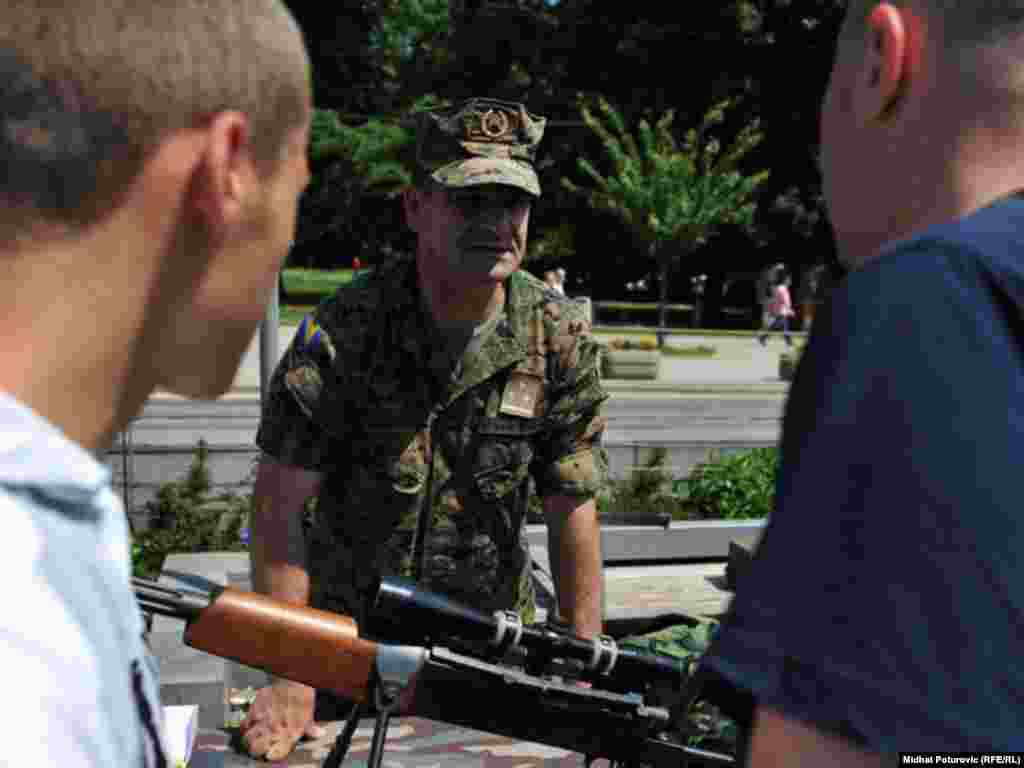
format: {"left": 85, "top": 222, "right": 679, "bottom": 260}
{"left": 700, "top": 196, "right": 1024, "bottom": 753}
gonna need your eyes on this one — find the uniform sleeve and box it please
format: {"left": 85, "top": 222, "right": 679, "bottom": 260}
{"left": 699, "top": 240, "right": 1024, "bottom": 752}
{"left": 533, "top": 299, "right": 610, "bottom": 499}
{"left": 255, "top": 305, "right": 347, "bottom": 472}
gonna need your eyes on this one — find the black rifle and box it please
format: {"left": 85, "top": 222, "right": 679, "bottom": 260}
{"left": 135, "top": 576, "right": 748, "bottom": 768}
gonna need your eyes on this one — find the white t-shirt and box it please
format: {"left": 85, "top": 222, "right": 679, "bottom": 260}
{"left": 0, "top": 391, "right": 168, "bottom": 766}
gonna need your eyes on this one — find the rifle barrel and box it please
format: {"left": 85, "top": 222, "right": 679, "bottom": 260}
{"left": 375, "top": 578, "right": 686, "bottom": 688}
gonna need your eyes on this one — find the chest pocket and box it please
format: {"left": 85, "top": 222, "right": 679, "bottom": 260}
{"left": 473, "top": 414, "right": 542, "bottom": 501}
{"left": 337, "top": 418, "right": 428, "bottom": 538}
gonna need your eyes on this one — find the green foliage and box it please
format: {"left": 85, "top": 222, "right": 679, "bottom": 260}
{"left": 528, "top": 219, "right": 576, "bottom": 264}
{"left": 309, "top": 96, "right": 449, "bottom": 199}
{"left": 677, "top": 447, "right": 778, "bottom": 520}
{"left": 779, "top": 340, "right": 806, "bottom": 380}
{"left": 608, "top": 336, "right": 659, "bottom": 351}
{"left": 600, "top": 448, "right": 686, "bottom": 521}
{"left": 370, "top": 0, "right": 451, "bottom": 70}
{"left": 564, "top": 96, "right": 769, "bottom": 254}
{"left": 310, "top": 108, "right": 413, "bottom": 197}
{"left": 281, "top": 268, "right": 357, "bottom": 296}
{"left": 131, "top": 440, "right": 251, "bottom": 579}
{"left": 564, "top": 96, "right": 770, "bottom": 337}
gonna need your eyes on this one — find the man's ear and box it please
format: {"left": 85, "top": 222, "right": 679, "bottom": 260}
{"left": 189, "top": 112, "right": 257, "bottom": 249}
{"left": 855, "top": 3, "right": 909, "bottom": 122}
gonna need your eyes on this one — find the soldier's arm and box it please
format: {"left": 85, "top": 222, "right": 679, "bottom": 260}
{"left": 250, "top": 455, "right": 322, "bottom": 605}
{"left": 543, "top": 495, "right": 603, "bottom": 638}
{"left": 535, "top": 299, "right": 609, "bottom": 639}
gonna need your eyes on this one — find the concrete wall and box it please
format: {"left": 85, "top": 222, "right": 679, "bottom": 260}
{"left": 108, "top": 438, "right": 776, "bottom": 531}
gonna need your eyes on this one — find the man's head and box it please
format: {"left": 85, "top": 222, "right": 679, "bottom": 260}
{"left": 820, "top": 1, "right": 1024, "bottom": 267}
{"left": 402, "top": 99, "right": 545, "bottom": 288}
{"left": 0, "top": 1, "right": 311, "bottom": 400}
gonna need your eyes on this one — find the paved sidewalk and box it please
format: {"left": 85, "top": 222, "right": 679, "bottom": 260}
{"left": 193, "top": 324, "right": 797, "bottom": 401}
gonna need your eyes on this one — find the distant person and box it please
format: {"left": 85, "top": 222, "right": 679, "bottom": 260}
{"left": 543, "top": 269, "right": 559, "bottom": 292}
{"left": 700, "top": 0, "right": 1024, "bottom": 761}
{"left": 0, "top": 1, "right": 311, "bottom": 765}
{"left": 757, "top": 270, "right": 794, "bottom": 347}
{"left": 554, "top": 267, "right": 567, "bottom": 296}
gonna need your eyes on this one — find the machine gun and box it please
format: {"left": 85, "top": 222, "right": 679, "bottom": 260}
{"left": 135, "top": 576, "right": 746, "bottom": 768}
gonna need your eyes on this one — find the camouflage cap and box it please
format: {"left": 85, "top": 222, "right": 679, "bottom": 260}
{"left": 412, "top": 98, "right": 546, "bottom": 197}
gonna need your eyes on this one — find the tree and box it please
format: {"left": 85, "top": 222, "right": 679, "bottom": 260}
{"left": 563, "top": 96, "right": 769, "bottom": 341}
{"left": 297, "top": 96, "right": 448, "bottom": 264}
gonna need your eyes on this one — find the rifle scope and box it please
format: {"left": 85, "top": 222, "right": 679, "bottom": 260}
{"left": 374, "top": 578, "right": 685, "bottom": 688}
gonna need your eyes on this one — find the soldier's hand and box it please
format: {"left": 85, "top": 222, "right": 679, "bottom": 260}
{"left": 238, "top": 680, "right": 324, "bottom": 761}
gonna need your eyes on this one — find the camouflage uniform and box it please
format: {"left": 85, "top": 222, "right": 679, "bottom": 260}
{"left": 255, "top": 99, "right": 609, "bottom": 629}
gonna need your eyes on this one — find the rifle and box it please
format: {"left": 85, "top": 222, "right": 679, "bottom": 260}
{"left": 135, "top": 576, "right": 745, "bottom": 768}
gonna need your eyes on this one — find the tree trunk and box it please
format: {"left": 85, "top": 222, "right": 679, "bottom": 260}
{"left": 656, "top": 244, "right": 668, "bottom": 348}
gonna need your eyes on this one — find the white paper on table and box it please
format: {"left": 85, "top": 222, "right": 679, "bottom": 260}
{"left": 162, "top": 705, "right": 199, "bottom": 767}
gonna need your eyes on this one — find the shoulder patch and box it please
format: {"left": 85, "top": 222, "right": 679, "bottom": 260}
{"left": 296, "top": 314, "right": 336, "bottom": 363}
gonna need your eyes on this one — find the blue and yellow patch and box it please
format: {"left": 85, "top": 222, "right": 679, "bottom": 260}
{"left": 297, "top": 314, "right": 323, "bottom": 353}
{"left": 295, "top": 314, "right": 337, "bottom": 365}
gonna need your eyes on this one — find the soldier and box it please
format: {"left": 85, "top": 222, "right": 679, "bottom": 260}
{"left": 240, "top": 98, "right": 610, "bottom": 761}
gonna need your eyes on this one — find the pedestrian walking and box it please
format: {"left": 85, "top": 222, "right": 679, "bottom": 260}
{"left": 758, "top": 269, "right": 794, "bottom": 346}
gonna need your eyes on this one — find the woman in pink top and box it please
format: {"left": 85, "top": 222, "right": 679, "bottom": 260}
{"left": 758, "top": 270, "right": 795, "bottom": 347}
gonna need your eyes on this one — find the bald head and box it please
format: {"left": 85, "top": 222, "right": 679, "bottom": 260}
{"left": 0, "top": 1, "right": 310, "bottom": 246}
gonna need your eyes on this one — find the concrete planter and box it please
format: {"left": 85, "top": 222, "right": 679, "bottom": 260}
{"left": 603, "top": 349, "right": 661, "bottom": 380}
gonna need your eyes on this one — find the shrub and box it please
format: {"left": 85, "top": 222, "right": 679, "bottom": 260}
{"left": 676, "top": 447, "right": 778, "bottom": 520}
{"left": 778, "top": 340, "right": 807, "bottom": 380}
{"left": 601, "top": 447, "right": 688, "bottom": 521}
{"left": 608, "top": 336, "right": 659, "bottom": 351}
{"left": 131, "top": 440, "right": 252, "bottom": 579}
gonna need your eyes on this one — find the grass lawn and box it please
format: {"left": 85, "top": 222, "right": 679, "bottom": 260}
{"left": 279, "top": 305, "right": 316, "bottom": 326}
{"left": 281, "top": 268, "right": 358, "bottom": 295}
{"left": 275, "top": 272, "right": 805, "bottom": 340}
{"left": 276, "top": 311, "right": 717, "bottom": 358}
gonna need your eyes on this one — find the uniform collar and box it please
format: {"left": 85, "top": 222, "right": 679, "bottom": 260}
{"left": 0, "top": 390, "right": 109, "bottom": 501}
{"left": 381, "top": 260, "right": 533, "bottom": 409}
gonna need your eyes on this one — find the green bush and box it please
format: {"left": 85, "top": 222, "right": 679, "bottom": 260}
{"left": 131, "top": 440, "right": 252, "bottom": 579}
{"left": 675, "top": 447, "right": 778, "bottom": 520}
{"left": 779, "top": 340, "right": 806, "bottom": 381}
{"left": 600, "top": 448, "right": 689, "bottom": 521}
{"left": 608, "top": 336, "right": 659, "bottom": 351}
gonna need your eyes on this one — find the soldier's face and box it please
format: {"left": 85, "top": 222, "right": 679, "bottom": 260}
{"left": 408, "top": 182, "right": 532, "bottom": 285}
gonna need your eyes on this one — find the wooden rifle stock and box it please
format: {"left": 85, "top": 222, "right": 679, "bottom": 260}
{"left": 182, "top": 587, "right": 379, "bottom": 703}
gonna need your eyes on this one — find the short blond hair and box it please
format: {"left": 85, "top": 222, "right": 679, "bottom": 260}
{"left": 0, "top": 0, "right": 309, "bottom": 242}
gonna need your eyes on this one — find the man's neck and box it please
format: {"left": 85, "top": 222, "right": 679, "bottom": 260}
{"left": 0, "top": 228, "right": 157, "bottom": 455}
{"left": 417, "top": 263, "right": 507, "bottom": 332}
{"left": 841, "top": 171, "right": 1024, "bottom": 270}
